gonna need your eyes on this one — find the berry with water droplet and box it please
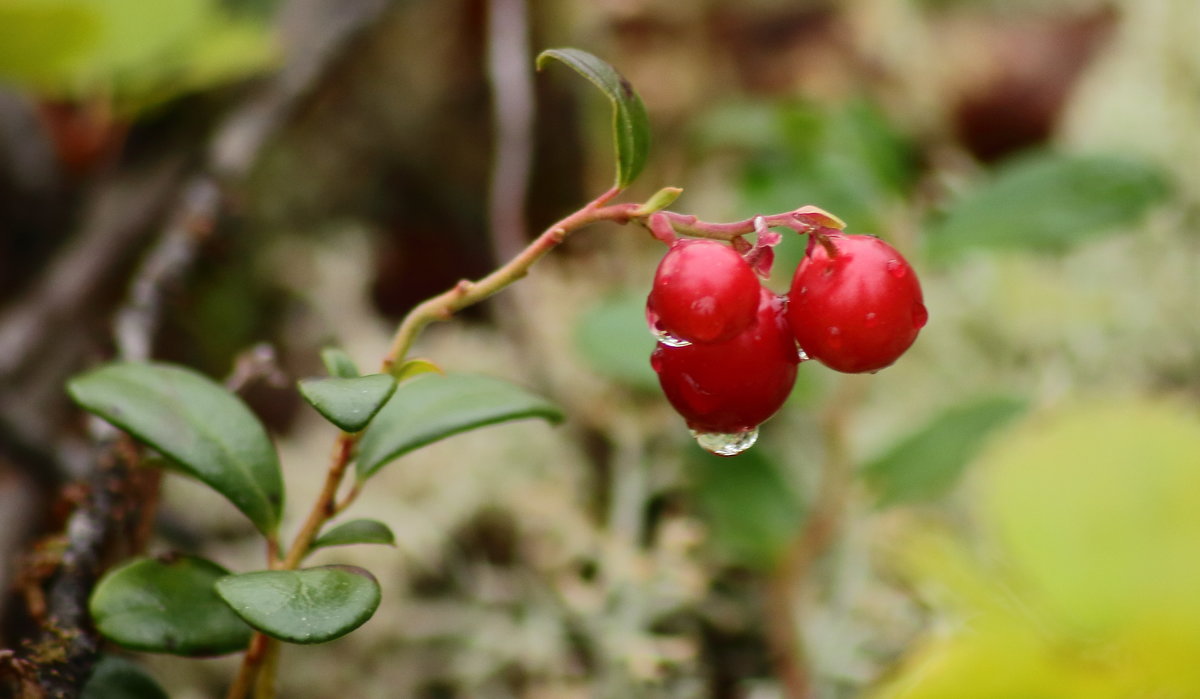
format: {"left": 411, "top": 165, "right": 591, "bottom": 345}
{"left": 651, "top": 288, "right": 799, "bottom": 446}
{"left": 647, "top": 239, "right": 760, "bottom": 345}
{"left": 787, "top": 233, "right": 925, "bottom": 373}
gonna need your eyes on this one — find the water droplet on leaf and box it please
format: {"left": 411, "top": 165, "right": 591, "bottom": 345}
{"left": 690, "top": 427, "right": 759, "bottom": 456}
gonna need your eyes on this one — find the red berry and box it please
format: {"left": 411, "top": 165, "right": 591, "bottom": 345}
{"left": 651, "top": 288, "right": 799, "bottom": 436}
{"left": 786, "top": 233, "right": 926, "bottom": 374}
{"left": 647, "top": 239, "right": 760, "bottom": 345}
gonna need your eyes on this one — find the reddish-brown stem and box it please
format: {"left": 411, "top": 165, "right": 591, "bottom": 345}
{"left": 382, "top": 187, "right": 635, "bottom": 371}
{"left": 280, "top": 432, "right": 356, "bottom": 571}
{"left": 226, "top": 632, "right": 272, "bottom": 699}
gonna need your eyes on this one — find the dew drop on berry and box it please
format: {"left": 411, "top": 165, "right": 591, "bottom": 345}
{"left": 795, "top": 342, "right": 811, "bottom": 363}
{"left": 654, "top": 327, "right": 692, "bottom": 347}
{"left": 886, "top": 259, "right": 907, "bottom": 278}
{"left": 645, "top": 305, "right": 692, "bottom": 347}
{"left": 690, "top": 427, "right": 759, "bottom": 456}
{"left": 912, "top": 302, "right": 929, "bottom": 329}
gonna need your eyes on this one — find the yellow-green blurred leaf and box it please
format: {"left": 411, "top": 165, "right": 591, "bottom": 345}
{"left": 0, "top": 2, "right": 100, "bottom": 85}
{"left": 979, "top": 400, "right": 1200, "bottom": 634}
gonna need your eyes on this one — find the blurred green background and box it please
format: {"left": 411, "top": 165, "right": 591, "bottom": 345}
{"left": 1, "top": 0, "right": 1199, "bottom": 697}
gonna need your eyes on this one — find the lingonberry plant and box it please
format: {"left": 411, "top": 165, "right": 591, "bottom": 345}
{"left": 63, "top": 48, "right": 925, "bottom": 697}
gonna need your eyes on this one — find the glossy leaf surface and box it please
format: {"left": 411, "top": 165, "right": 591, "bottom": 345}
{"left": 357, "top": 373, "right": 562, "bottom": 480}
{"left": 89, "top": 555, "right": 252, "bottom": 656}
{"left": 537, "top": 48, "right": 649, "bottom": 188}
{"left": 215, "top": 566, "right": 381, "bottom": 644}
{"left": 297, "top": 374, "right": 397, "bottom": 432}
{"left": 311, "top": 519, "right": 396, "bottom": 551}
{"left": 67, "top": 362, "right": 283, "bottom": 535}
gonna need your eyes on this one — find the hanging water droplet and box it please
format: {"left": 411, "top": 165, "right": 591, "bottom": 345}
{"left": 795, "top": 342, "right": 811, "bottom": 362}
{"left": 912, "top": 302, "right": 929, "bottom": 329}
{"left": 654, "top": 326, "right": 692, "bottom": 347}
{"left": 645, "top": 304, "right": 692, "bottom": 347}
{"left": 691, "top": 427, "right": 759, "bottom": 456}
{"left": 886, "top": 259, "right": 907, "bottom": 278}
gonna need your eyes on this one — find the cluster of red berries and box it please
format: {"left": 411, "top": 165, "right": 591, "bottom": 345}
{"left": 647, "top": 230, "right": 927, "bottom": 455}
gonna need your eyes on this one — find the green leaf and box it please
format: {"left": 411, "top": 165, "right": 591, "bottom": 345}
{"left": 690, "top": 448, "right": 804, "bottom": 570}
{"left": 215, "top": 566, "right": 381, "bottom": 644}
{"left": 928, "top": 152, "right": 1169, "bottom": 260}
{"left": 89, "top": 555, "right": 252, "bottom": 656}
{"left": 82, "top": 656, "right": 169, "bottom": 699}
{"left": 0, "top": 3, "right": 100, "bottom": 86}
{"left": 392, "top": 357, "right": 444, "bottom": 382}
{"left": 356, "top": 373, "right": 563, "bottom": 480}
{"left": 311, "top": 519, "right": 396, "bottom": 551}
{"left": 297, "top": 374, "right": 397, "bottom": 432}
{"left": 863, "top": 396, "right": 1027, "bottom": 507}
{"left": 979, "top": 400, "right": 1200, "bottom": 634}
{"left": 631, "top": 186, "right": 683, "bottom": 216}
{"left": 320, "top": 347, "right": 360, "bottom": 378}
{"left": 66, "top": 362, "right": 284, "bottom": 535}
{"left": 537, "top": 48, "right": 650, "bottom": 188}
{"left": 573, "top": 294, "right": 659, "bottom": 391}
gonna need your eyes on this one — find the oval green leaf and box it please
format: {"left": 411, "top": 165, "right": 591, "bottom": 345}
{"left": 89, "top": 555, "right": 252, "bottom": 657}
{"left": 311, "top": 519, "right": 396, "bottom": 551}
{"left": 537, "top": 48, "right": 650, "bottom": 188}
{"left": 356, "top": 373, "right": 563, "bottom": 480}
{"left": 320, "top": 347, "right": 360, "bottom": 379}
{"left": 66, "top": 362, "right": 284, "bottom": 535}
{"left": 862, "top": 395, "right": 1027, "bottom": 508}
{"left": 215, "top": 566, "right": 381, "bottom": 644}
{"left": 297, "top": 374, "right": 397, "bottom": 433}
{"left": 82, "top": 656, "right": 169, "bottom": 699}
{"left": 927, "top": 152, "right": 1169, "bottom": 260}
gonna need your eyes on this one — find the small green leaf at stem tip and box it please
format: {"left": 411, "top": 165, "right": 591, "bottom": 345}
{"left": 66, "top": 362, "right": 284, "bottom": 536}
{"left": 89, "top": 555, "right": 253, "bottom": 657}
{"left": 297, "top": 374, "right": 397, "bottom": 433}
{"left": 792, "top": 205, "right": 847, "bottom": 230}
{"left": 631, "top": 187, "right": 683, "bottom": 217}
{"left": 393, "top": 357, "right": 445, "bottom": 383}
{"left": 537, "top": 48, "right": 650, "bottom": 188}
{"left": 214, "top": 566, "right": 381, "bottom": 644}
{"left": 357, "top": 372, "right": 563, "bottom": 481}
{"left": 320, "top": 347, "right": 360, "bottom": 378}
{"left": 311, "top": 519, "right": 397, "bottom": 551}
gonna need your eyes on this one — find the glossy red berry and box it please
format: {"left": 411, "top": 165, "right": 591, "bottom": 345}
{"left": 651, "top": 288, "right": 799, "bottom": 439}
{"left": 647, "top": 239, "right": 760, "bottom": 345}
{"left": 787, "top": 233, "right": 927, "bottom": 374}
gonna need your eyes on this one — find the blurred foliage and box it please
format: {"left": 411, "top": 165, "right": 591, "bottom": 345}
{"left": 874, "top": 401, "right": 1200, "bottom": 697}
{"left": 926, "top": 151, "right": 1170, "bottom": 261}
{"left": 0, "top": 0, "right": 274, "bottom": 112}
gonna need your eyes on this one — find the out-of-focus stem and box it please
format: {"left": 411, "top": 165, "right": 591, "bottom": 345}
{"left": 764, "top": 376, "right": 866, "bottom": 699}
